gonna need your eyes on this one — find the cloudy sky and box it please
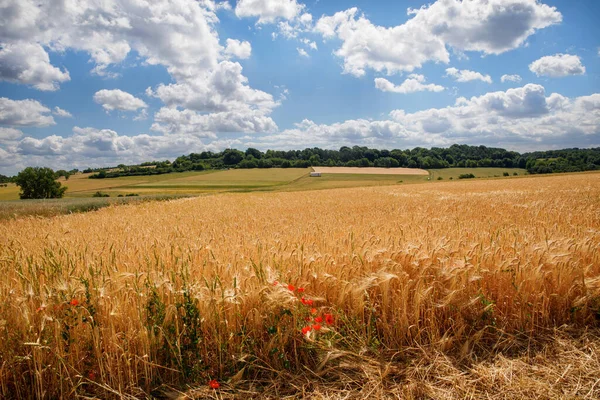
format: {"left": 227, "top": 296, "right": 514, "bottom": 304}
{"left": 0, "top": 0, "right": 599, "bottom": 174}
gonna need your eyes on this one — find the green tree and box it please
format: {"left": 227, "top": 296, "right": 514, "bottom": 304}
{"left": 15, "top": 167, "right": 67, "bottom": 199}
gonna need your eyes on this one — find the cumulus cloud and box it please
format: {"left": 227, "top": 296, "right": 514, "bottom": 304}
{"left": 0, "top": 42, "right": 70, "bottom": 91}
{"left": 151, "top": 107, "right": 277, "bottom": 136}
{"left": 446, "top": 67, "right": 492, "bottom": 83}
{"left": 53, "top": 107, "right": 73, "bottom": 118}
{"left": 375, "top": 75, "right": 445, "bottom": 94}
{"left": 8, "top": 125, "right": 242, "bottom": 173}
{"left": 297, "top": 48, "right": 309, "bottom": 57}
{"left": 501, "top": 74, "right": 522, "bottom": 83}
{"left": 224, "top": 39, "right": 252, "bottom": 59}
{"left": 147, "top": 61, "right": 277, "bottom": 116}
{"left": 0, "top": 0, "right": 278, "bottom": 136}
{"left": 94, "top": 89, "right": 147, "bottom": 113}
{"left": 246, "top": 84, "right": 599, "bottom": 151}
{"left": 315, "top": 0, "right": 561, "bottom": 77}
{"left": 529, "top": 54, "right": 586, "bottom": 77}
{"left": 235, "top": 0, "right": 305, "bottom": 24}
{"left": 0, "top": 97, "right": 55, "bottom": 127}
{"left": 0, "top": 127, "right": 23, "bottom": 142}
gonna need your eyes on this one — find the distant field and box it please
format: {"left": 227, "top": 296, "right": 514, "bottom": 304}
{"left": 0, "top": 194, "right": 193, "bottom": 220}
{"left": 0, "top": 167, "right": 533, "bottom": 203}
{"left": 312, "top": 166, "right": 428, "bottom": 175}
{"left": 429, "top": 167, "right": 527, "bottom": 180}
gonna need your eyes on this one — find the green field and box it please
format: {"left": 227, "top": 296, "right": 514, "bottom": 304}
{"left": 429, "top": 167, "right": 527, "bottom": 180}
{"left": 0, "top": 167, "right": 530, "bottom": 218}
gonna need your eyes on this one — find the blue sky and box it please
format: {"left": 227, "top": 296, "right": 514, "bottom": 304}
{"left": 0, "top": 0, "right": 599, "bottom": 174}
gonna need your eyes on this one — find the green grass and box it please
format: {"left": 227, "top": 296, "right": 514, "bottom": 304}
{"left": 428, "top": 167, "right": 527, "bottom": 181}
{"left": 282, "top": 172, "right": 429, "bottom": 191}
{"left": 0, "top": 194, "right": 194, "bottom": 220}
{"left": 0, "top": 167, "right": 533, "bottom": 219}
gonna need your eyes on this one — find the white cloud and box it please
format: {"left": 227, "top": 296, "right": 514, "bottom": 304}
{"left": 501, "top": 74, "right": 522, "bottom": 83}
{"left": 315, "top": 8, "right": 447, "bottom": 76}
{"left": 0, "top": 42, "right": 70, "bottom": 91}
{"left": 0, "top": 97, "right": 55, "bottom": 127}
{"left": 147, "top": 61, "right": 277, "bottom": 115}
{"left": 315, "top": 0, "right": 561, "bottom": 77}
{"left": 53, "top": 107, "right": 73, "bottom": 118}
{"left": 446, "top": 67, "right": 492, "bottom": 83}
{"left": 247, "top": 84, "right": 600, "bottom": 150}
{"left": 529, "top": 54, "right": 586, "bottom": 77}
{"left": 9, "top": 126, "right": 242, "bottom": 173}
{"left": 224, "top": 39, "right": 252, "bottom": 59}
{"left": 151, "top": 107, "right": 277, "bottom": 135}
{"left": 300, "top": 38, "right": 317, "bottom": 50}
{"left": 235, "top": 0, "right": 305, "bottom": 24}
{"left": 94, "top": 89, "right": 147, "bottom": 112}
{"left": 0, "top": 127, "right": 23, "bottom": 142}
{"left": 0, "top": 0, "right": 278, "bottom": 135}
{"left": 375, "top": 75, "right": 445, "bottom": 94}
{"left": 297, "top": 48, "right": 309, "bottom": 58}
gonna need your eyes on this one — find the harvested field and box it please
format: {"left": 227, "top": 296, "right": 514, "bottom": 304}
{"left": 312, "top": 166, "right": 429, "bottom": 175}
{"left": 0, "top": 173, "right": 599, "bottom": 399}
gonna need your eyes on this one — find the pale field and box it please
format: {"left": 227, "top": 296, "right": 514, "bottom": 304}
{"left": 0, "top": 173, "right": 599, "bottom": 398}
{"left": 312, "top": 166, "right": 429, "bottom": 175}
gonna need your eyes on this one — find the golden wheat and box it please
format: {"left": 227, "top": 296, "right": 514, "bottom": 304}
{"left": 0, "top": 173, "right": 599, "bottom": 399}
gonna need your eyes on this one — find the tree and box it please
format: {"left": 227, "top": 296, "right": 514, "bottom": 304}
{"left": 222, "top": 149, "right": 244, "bottom": 165}
{"left": 15, "top": 167, "right": 67, "bottom": 199}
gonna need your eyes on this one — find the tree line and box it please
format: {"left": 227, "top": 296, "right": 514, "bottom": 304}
{"left": 84, "top": 144, "right": 600, "bottom": 179}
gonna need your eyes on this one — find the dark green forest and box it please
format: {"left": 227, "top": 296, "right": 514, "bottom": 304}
{"left": 81, "top": 145, "right": 600, "bottom": 179}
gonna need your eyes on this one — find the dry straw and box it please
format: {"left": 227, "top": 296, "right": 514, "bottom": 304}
{"left": 0, "top": 173, "right": 598, "bottom": 398}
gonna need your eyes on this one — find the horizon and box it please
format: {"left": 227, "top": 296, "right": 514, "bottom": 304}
{"left": 1, "top": 0, "right": 599, "bottom": 175}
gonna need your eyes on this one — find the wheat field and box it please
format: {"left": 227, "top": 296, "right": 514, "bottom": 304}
{"left": 0, "top": 173, "right": 599, "bottom": 399}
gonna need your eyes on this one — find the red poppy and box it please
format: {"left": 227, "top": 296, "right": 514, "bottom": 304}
{"left": 325, "top": 314, "right": 333, "bottom": 325}
{"left": 297, "top": 287, "right": 305, "bottom": 293}
{"left": 312, "top": 324, "right": 322, "bottom": 331}
{"left": 310, "top": 308, "right": 317, "bottom": 315}
{"left": 70, "top": 299, "right": 80, "bottom": 306}
{"left": 314, "top": 316, "right": 323, "bottom": 323}
{"left": 301, "top": 297, "right": 314, "bottom": 306}
{"left": 209, "top": 379, "right": 220, "bottom": 389}
{"left": 301, "top": 326, "right": 312, "bottom": 335}
{"left": 325, "top": 314, "right": 334, "bottom": 325}
{"left": 288, "top": 284, "right": 295, "bottom": 291}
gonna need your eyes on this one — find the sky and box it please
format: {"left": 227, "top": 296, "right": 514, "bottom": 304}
{"left": 0, "top": 0, "right": 599, "bottom": 175}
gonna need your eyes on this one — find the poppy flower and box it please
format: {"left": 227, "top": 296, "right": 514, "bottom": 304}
{"left": 301, "top": 326, "right": 312, "bottom": 335}
{"left": 325, "top": 314, "right": 334, "bottom": 325}
{"left": 310, "top": 308, "right": 317, "bottom": 315}
{"left": 70, "top": 299, "right": 80, "bottom": 306}
{"left": 209, "top": 379, "right": 220, "bottom": 389}
{"left": 297, "top": 287, "right": 305, "bottom": 293}
{"left": 312, "top": 324, "right": 322, "bottom": 331}
{"left": 314, "top": 316, "right": 323, "bottom": 323}
{"left": 288, "top": 284, "right": 295, "bottom": 291}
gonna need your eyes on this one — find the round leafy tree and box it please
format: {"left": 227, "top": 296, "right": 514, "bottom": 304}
{"left": 15, "top": 167, "right": 67, "bottom": 199}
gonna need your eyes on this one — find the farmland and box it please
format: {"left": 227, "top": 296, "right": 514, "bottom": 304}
{"left": 0, "top": 172, "right": 598, "bottom": 398}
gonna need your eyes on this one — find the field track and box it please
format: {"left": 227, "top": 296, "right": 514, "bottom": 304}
{"left": 312, "top": 166, "right": 429, "bottom": 175}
